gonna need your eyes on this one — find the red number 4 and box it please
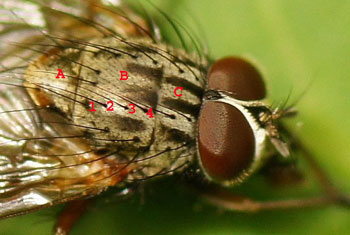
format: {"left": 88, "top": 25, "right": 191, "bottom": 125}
{"left": 147, "top": 108, "right": 154, "bottom": 118}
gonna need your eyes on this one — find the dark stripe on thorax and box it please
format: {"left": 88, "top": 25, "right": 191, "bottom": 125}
{"left": 124, "top": 87, "right": 159, "bottom": 107}
{"left": 164, "top": 76, "right": 204, "bottom": 98}
{"left": 126, "top": 63, "right": 163, "bottom": 86}
{"left": 163, "top": 126, "right": 195, "bottom": 144}
{"left": 113, "top": 115, "right": 147, "bottom": 132}
{"left": 162, "top": 98, "right": 201, "bottom": 117}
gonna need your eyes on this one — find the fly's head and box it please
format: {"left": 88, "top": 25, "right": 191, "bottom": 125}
{"left": 197, "top": 57, "right": 292, "bottom": 186}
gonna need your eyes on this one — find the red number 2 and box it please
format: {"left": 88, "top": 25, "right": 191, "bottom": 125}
{"left": 129, "top": 104, "right": 135, "bottom": 114}
{"left": 107, "top": 101, "right": 114, "bottom": 111}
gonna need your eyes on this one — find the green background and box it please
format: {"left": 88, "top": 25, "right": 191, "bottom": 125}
{"left": 1, "top": 0, "right": 349, "bottom": 234}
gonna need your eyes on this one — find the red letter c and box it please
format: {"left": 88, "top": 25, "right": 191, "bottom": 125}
{"left": 174, "top": 87, "right": 183, "bottom": 97}
{"left": 174, "top": 87, "right": 183, "bottom": 96}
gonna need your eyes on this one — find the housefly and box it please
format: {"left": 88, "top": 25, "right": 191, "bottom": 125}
{"left": 0, "top": 0, "right": 349, "bottom": 234}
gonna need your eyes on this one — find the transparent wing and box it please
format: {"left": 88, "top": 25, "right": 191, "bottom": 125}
{"left": 0, "top": 0, "right": 200, "bottom": 219}
{"left": 0, "top": 0, "right": 154, "bottom": 67}
{"left": 0, "top": 0, "right": 145, "bottom": 219}
{"left": 0, "top": 71, "right": 134, "bottom": 218}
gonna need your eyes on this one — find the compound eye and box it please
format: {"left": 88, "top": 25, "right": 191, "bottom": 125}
{"left": 208, "top": 57, "right": 266, "bottom": 100}
{"left": 198, "top": 101, "right": 255, "bottom": 182}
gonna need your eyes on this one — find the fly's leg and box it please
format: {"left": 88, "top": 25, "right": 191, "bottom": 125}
{"left": 260, "top": 155, "right": 305, "bottom": 187}
{"left": 195, "top": 166, "right": 349, "bottom": 212}
{"left": 195, "top": 128, "right": 350, "bottom": 212}
{"left": 199, "top": 175, "right": 350, "bottom": 212}
{"left": 199, "top": 186, "right": 343, "bottom": 212}
{"left": 55, "top": 199, "right": 92, "bottom": 235}
{"left": 281, "top": 125, "right": 350, "bottom": 206}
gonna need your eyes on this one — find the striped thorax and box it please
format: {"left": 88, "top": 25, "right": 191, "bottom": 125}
{"left": 24, "top": 36, "right": 208, "bottom": 181}
{"left": 25, "top": 37, "right": 288, "bottom": 186}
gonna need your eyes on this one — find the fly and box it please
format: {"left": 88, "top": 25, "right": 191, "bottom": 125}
{"left": 0, "top": 0, "right": 349, "bottom": 234}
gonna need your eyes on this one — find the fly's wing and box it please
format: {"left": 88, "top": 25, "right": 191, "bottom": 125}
{"left": 0, "top": 0, "right": 153, "bottom": 68}
{"left": 0, "top": 0, "right": 151, "bottom": 219}
{"left": 0, "top": 74, "right": 133, "bottom": 219}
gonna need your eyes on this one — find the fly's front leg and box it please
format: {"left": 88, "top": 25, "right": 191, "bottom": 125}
{"left": 199, "top": 186, "right": 340, "bottom": 212}
{"left": 259, "top": 153, "right": 306, "bottom": 187}
{"left": 195, "top": 134, "right": 350, "bottom": 212}
{"left": 55, "top": 199, "right": 93, "bottom": 235}
{"left": 281, "top": 125, "right": 350, "bottom": 206}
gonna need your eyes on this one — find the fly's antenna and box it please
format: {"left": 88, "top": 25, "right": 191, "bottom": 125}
{"left": 273, "top": 76, "right": 315, "bottom": 120}
{"left": 283, "top": 76, "right": 316, "bottom": 113}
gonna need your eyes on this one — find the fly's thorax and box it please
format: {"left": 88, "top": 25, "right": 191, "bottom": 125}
{"left": 24, "top": 37, "right": 208, "bottom": 178}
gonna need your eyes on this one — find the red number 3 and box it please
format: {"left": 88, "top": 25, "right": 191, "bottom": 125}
{"left": 129, "top": 104, "right": 135, "bottom": 114}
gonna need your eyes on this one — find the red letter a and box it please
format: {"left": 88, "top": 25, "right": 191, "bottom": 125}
{"left": 56, "top": 69, "right": 66, "bottom": 79}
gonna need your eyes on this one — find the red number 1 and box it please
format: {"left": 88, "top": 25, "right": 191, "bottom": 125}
{"left": 89, "top": 101, "right": 96, "bottom": 112}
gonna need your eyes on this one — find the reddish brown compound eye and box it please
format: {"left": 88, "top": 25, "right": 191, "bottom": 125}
{"left": 198, "top": 101, "right": 255, "bottom": 182}
{"left": 208, "top": 57, "right": 266, "bottom": 100}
